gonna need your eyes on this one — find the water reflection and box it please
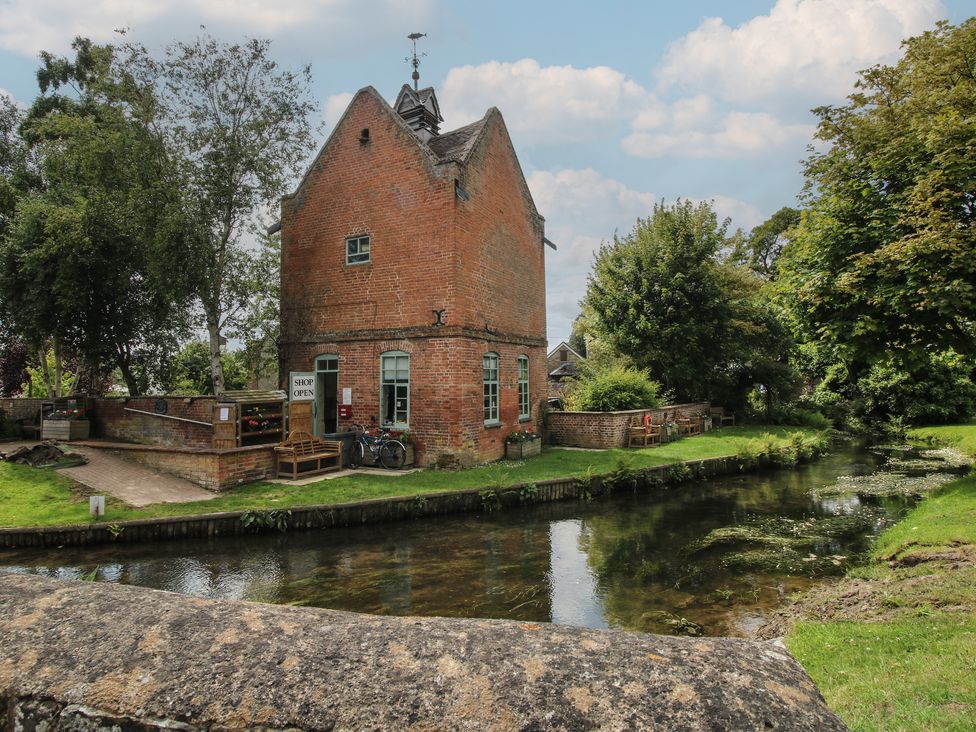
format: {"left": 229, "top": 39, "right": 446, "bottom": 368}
{"left": 0, "top": 444, "right": 933, "bottom": 637}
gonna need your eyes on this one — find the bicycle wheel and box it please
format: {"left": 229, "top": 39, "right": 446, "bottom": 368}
{"left": 379, "top": 440, "right": 406, "bottom": 470}
{"left": 349, "top": 440, "right": 365, "bottom": 468}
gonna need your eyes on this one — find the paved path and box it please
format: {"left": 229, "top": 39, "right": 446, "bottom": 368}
{"left": 57, "top": 445, "right": 217, "bottom": 508}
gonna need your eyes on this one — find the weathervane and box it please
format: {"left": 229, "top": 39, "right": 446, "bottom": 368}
{"left": 406, "top": 32, "right": 427, "bottom": 90}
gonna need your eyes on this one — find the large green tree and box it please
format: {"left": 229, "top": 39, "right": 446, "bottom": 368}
{"left": 584, "top": 201, "right": 731, "bottom": 401}
{"left": 123, "top": 34, "right": 316, "bottom": 394}
{"left": 0, "top": 38, "right": 190, "bottom": 396}
{"left": 584, "top": 200, "right": 798, "bottom": 408}
{"left": 779, "top": 19, "right": 976, "bottom": 375}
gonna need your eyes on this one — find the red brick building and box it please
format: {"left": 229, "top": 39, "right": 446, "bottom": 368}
{"left": 278, "top": 83, "right": 551, "bottom": 466}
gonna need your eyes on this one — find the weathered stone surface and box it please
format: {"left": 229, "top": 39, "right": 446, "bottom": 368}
{"left": 0, "top": 574, "right": 847, "bottom": 731}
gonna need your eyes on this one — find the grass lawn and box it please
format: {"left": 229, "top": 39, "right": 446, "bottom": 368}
{"left": 784, "top": 422, "right": 976, "bottom": 731}
{"left": 0, "top": 425, "right": 815, "bottom": 528}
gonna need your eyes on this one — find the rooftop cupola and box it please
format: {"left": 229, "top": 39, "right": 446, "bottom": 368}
{"left": 394, "top": 84, "right": 443, "bottom": 142}
{"left": 396, "top": 32, "right": 443, "bottom": 143}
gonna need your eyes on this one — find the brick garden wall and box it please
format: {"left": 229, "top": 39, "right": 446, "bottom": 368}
{"left": 89, "top": 397, "right": 216, "bottom": 448}
{"left": 0, "top": 398, "right": 48, "bottom": 422}
{"left": 547, "top": 402, "right": 711, "bottom": 449}
{"left": 90, "top": 443, "right": 275, "bottom": 491}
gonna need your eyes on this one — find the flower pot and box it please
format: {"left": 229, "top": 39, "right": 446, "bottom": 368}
{"left": 505, "top": 439, "right": 541, "bottom": 460}
{"left": 42, "top": 419, "right": 90, "bottom": 441}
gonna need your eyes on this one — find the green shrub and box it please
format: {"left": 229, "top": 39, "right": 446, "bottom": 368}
{"left": 857, "top": 351, "right": 976, "bottom": 425}
{"left": 734, "top": 439, "right": 762, "bottom": 470}
{"left": 565, "top": 366, "right": 661, "bottom": 412}
{"left": 605, "top": 454, "right": 639, "bottom": 491}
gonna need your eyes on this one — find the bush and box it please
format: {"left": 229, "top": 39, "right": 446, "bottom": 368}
{"left": 857, "top": 351, "right": 976, "bottom": 425}
{"left": 566, "top": 366, "right": 661, "bottom": 412}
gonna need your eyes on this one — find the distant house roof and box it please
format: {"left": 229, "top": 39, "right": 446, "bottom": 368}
{"left": 549, "top": 362, "right": 579, "bottom": 379}
{"left": 547, "top": 341, "right": 585, "bottom": 361}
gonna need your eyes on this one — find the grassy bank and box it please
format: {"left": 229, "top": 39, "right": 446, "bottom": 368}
{"left": 779, "top": 422, "right": 976, "bottom": 731}
{"left": 0, "top": 425, "right": 817, "bottom": 528}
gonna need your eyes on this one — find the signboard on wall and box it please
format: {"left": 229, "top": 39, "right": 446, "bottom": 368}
{"left": 338, "top": 405, "right": 352, "bottom": 418}
{"left": 289, "top": 372, "right": 316, "bottom": 402}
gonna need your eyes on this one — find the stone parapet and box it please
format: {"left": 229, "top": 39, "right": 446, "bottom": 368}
{"left": 0, "top": 574, "right": 846, "bottom": 730}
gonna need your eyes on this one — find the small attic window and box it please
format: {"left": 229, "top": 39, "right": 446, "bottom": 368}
{"left": 359, "top": 128, "right": 370, "bottom": 144}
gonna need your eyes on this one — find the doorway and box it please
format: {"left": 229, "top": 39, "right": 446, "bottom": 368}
{"left": 315, "top": 355, "right": 339, "bottom": 435}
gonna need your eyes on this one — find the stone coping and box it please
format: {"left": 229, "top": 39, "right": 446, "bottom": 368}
{"left": 550, "top": 401, "right": 709, "bottom": 416}
{"left": 71, "top": 439, "right": 274, "bottom": 456}
{"left": 0, "top": 573, "right": 847, "bottom": 730}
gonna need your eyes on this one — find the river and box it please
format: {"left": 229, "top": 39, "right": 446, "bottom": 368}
{"left": 1, "top": 441, "right": 958, "bottom": 637}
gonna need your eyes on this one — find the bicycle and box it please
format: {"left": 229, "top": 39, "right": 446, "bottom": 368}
{"left": 348, "top": 423, "right": 407, "bottom": 470}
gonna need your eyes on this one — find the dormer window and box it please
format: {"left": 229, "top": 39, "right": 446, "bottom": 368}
{"left": 346, "top": 235, "right": 370, "bottom": 265}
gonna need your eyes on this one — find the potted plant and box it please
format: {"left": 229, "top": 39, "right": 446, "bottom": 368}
{"left": 42, "top": 407, "right": 90, "bottom": 441}
{"left": 663, "top": 420, "right": 680, "bottom": 443}
{"left": 505, "top": 428, "right": 541, "bottom": 459}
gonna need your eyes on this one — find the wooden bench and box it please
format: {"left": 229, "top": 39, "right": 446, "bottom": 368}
{"left": 274, "top": 431, "right": 343, "bottom": 479}
{"left": 675, "top": 410, "right": 701, "bottom": 437}
{"left": 628, "top": 415, "right": 661, "bottom": 448}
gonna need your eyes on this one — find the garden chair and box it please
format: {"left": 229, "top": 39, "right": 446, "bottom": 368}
{"left": 710, "top": 407, "right": 735, "bottom": 427}
{"left": 675, "top": 410, "right": 701, "bottom": 436}
{"left": 628, "top": 415, "right": 661, "bottom": 448}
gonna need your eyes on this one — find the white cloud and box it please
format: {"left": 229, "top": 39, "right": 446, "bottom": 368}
{"left": 440, "top": 59, "right": 654, "bottom": 143}
{"left": 529, "top": 168, "right": 658, "bottom": 234}
{"left": 706, "top": 196, "right": 764, "bottom": 232}
{"left": 623, "top": 110, "right": 814, "bottom": 159}
{"left": 0, "top": 0, "right": 439, "bottom": 56}
{"left": 323, "top": 92, "right": 354, "bottom": 130}
{"left": 657, "top": 0, "right": 944, "bottom": 103}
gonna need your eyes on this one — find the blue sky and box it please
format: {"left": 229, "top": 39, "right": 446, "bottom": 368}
{"left": 1, "top": 0, "right": 973, "bottom": 344}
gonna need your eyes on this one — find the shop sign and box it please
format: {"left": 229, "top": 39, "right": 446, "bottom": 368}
{"left": 289, "top": 372, "right": 316, "bottom": 401}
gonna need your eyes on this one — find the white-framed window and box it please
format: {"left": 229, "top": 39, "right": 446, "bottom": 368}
{"left": 380, "top": 351, "right": 409, "bottom": 427}
{"left": 518, "top": 355, "right": 530, "bottom": 419}
{"left": 346, "top": 235, "right": 371, "bottom": 265}
{"left": 315, "top": 355, "right": 339, "bottom": 372}
{"left": 483, "top": 352, "right": 499, "bottom": 424}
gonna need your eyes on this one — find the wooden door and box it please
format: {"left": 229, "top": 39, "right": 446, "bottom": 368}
{"left": 288, "top": 401, "right": 313, "bottom": 437}
{"left": 213, "top": 403, "right": 238, "bottom": 448}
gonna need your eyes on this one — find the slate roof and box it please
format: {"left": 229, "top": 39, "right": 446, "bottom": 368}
{"left": 427, "top": 115, "right": 490, "bottom": 164}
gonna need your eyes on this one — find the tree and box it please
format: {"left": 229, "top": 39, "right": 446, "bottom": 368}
{"left": 231, "top": 229, "right": 281, "bottom": 387}
{"left": 779, "top": 19, "right": 976, "bottom": 375}
{"left": 733, "top": 207, "right": 800, "bottom": 279}
{"left": 584, "top": 200, "right": 736, "bottom": 401}
{"left": 0, "top": 38, "right": 190, "bottom": 396}
{"left": 124, "top": 33, "right": 316, "bottom": 394}
{"left": 0, "top": 94, "right": 37, "bottom": 238}
{"left": 162, "top": 341, "right": 248, "bottom": 395}
{"left": 567, "top": 313, "right": 589, "bottom": 358}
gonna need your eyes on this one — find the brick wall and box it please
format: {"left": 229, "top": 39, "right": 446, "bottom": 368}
{"left": 0, "top": 398, "right": 48, "bottom": 423}
{"left": 287, "top": 336, "right": 546, "bottom": 467}
{"left": 95, "top": 444, "right": 275, "bottom": 491}
{"left": 90, "top": 397, "right": 216, "bottom": 448}
{"left": 547, "top": 402, "right": 712, "bottom": 449}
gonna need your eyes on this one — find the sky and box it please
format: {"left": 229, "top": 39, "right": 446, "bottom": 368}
{"left": 1, "top": 0, "right": 973, "bottom": 345}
